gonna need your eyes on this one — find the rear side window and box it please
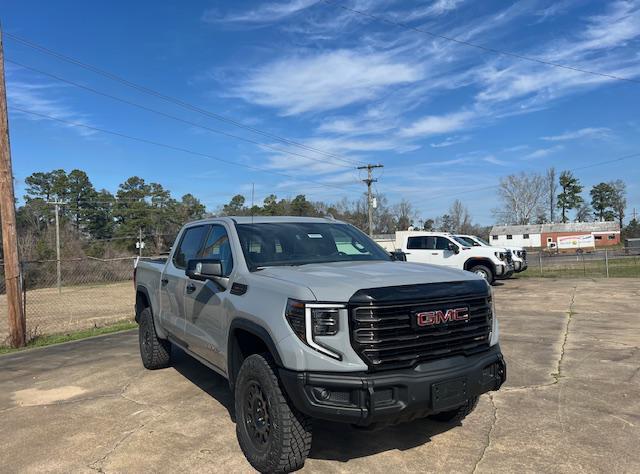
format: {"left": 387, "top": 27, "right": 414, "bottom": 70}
{"left": 200, "top": 225, "right": 234, "bottom": 276}
{"left": 406, "top": 236, "right": 436, "bottom": 249}
{"left": 173, "top": 226, "right": 208, "bottom": 269}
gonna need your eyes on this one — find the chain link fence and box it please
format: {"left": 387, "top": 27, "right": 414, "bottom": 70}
{"left": 523, "top": 248, "right": 640, "bottom": 278}
{"left": 1, "top": 247, "right": 639, "bottom": 345}
{"left": 1, "top": 257, "right": 138, "bottom": 345}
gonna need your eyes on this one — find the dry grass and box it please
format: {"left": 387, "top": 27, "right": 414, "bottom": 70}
{"left": 0, "top": 281, "right": 133, "bottom": 344}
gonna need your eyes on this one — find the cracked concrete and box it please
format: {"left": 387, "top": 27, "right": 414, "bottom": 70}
{"left": 1, "top": 278, "right": 639, "bottom": 473}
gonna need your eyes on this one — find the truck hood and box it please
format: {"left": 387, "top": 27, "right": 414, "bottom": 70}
{"left": 256, "top": 260, "right": 481, "bottom": 302}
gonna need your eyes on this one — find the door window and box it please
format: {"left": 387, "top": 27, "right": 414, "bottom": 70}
{"left": 173, "top": 225, "right": 208, "bottom": 269}
{"left": 435, "top": 236, "right": 453, "bottom": 250}
{"left": 200, "top": 225, "right": 234, "bottom": 276}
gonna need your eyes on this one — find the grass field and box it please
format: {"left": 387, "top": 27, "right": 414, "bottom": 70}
{"left": 0, "top": 281, "right": 133, "bottom": 345}
{"left": 519, "top": 256, "right": 640, "bottom": 278}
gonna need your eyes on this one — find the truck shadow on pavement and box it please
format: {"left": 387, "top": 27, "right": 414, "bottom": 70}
{"left": 170, "top": 346, "right": 458, "bottom": 463}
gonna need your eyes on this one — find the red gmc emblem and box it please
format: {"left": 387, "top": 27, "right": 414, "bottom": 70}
{"left": 416, "top": 307, "right": 469, "bottom": 327}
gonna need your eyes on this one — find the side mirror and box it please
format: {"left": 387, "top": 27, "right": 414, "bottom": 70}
{"left": 447, "top": 242, "right": 460, "bottom": 254}
{"left": 186, "top": 259, "right": 223, "bottom": 281}
{"left": 390, "top": 250, "right": 407, "bottom": 261}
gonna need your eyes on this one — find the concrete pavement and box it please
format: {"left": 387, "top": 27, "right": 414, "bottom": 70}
{"left": 1, "top": 278, "right": 639, "bottom": 473}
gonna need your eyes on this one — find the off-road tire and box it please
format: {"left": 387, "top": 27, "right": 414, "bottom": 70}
{"left": 469, "top": 264, "right": 495, "bottom": 285}
{"left": 430, "top": 396, "right": 479, "bottom": 423}
{"left": 235, "top": 354, "right": 312, "bottom": 473}
{"left": 138, "top": 307, "right": 171, "bottom": 370}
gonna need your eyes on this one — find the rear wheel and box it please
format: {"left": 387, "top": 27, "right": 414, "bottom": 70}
{"left": 469, "top": 264, "right": 495, "bottom": 285}
{"left": 235, "top": 354, "right": 312, "bottom": 473}
{"left": 138, "top": 307, "right": 171, "bottom": 369}
{"left": 430, "top": 396, "right": 479, "bottom": 423}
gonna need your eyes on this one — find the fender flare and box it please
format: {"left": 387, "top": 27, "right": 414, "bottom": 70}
{"left": 135, "top": 285, "right": 168, "bottom": 339}
{"left": 227, "top": 318, "right": 284, "bottom": 389}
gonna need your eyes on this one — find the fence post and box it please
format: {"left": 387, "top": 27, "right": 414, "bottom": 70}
{"left": 605, "top": 249, "right": 609, "bottom": 278}
{"left": 539, "top": 250, "right": 543, "bottom": 276}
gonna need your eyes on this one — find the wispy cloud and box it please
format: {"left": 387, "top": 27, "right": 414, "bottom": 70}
{"left": 430, "top": 135, "right": 470, "bottom": 148}
{"left": 523, "top": 145, "right": 564, "bottom": 159}
{"left": 541, "top": 127, "right": 611, "bottom": 141}
{"left": 399, "top": 111, "right": 474, "bottom": 138}
{"left": 7, "top": 75, "right": 96, "bottom": 137}
{"left": 232, "top": 50, "right": 422, "bottom": 115}
{"left": 203, "top": 0, "right": 319, "bottom": 24}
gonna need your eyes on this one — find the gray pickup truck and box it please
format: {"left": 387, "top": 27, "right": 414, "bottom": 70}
{"left": 134, "top": 216, "right": 506, "bottom": 473}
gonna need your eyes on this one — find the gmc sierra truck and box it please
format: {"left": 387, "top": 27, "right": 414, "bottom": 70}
{"left": 390, "top": 231, "right": 514, "bottom": 284}
{"left": 454, "top": 234, "right": 528, "bottom": 273}
{"left": 134, "top": 217, "right": 506, "bottom": 473}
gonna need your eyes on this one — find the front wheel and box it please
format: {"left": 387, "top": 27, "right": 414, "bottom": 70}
{"left": 235, "top": 354, "right": 312, "bottom": 473}
{"left": 469, "top": 264, "right": 495, "bottom": 285}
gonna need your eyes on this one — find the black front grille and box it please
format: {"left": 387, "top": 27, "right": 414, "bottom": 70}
{"left": 350, "top": 295, "right": 491, "bottom": 370}
{"left": 521, "top": 250, "right": 527, "bottom": 261}
{"left": 505, "top": 251, "right": 513, "bottom": 264}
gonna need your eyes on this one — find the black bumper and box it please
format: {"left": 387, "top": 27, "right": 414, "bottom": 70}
{"left": 279, "top": 345, "right": 506, "bottom": 426}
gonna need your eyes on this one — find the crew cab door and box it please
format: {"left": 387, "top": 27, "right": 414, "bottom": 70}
{"left": 182, "top": 223, "right": 235, "bottom": 370}
{"left": 404, "top": 235, "right": 460, "bottom": 268}
{"left": 160, "top": 224, "right": 209, "bottom": 341}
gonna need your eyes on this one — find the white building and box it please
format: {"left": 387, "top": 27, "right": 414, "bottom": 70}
{"left": 490, "top": 221, "right": 620, "bottom": 249}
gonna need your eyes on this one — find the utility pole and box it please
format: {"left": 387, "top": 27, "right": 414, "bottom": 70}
{"left": 357, "top": 164, "right": 384, "bottom": 236}
{"left": 138, "top": 227, "right": 143, "bottom": 257}
{"left": 0, "top": 29, "right": 26, "bottom": 347}
{"left": 47, "top": 201, "right": 64, "bottom": 293}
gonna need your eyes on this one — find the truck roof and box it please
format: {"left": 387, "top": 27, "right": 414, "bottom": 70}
{"left": 187, "top": 215, "right": 343, "bottom": 226}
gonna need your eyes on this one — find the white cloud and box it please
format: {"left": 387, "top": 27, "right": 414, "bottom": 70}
{"left": 430, "top": 135, "right": 470, "bottom": 148}
{"left": 400, "top": 0, "right": 466, "bottom": 21}
{"left": 523, "top": 145, "right": 564, "bottom": 159}
{"left": 232, "top": 50, "right": 422, "bottom": 115}
{"left": 203, "top": 0, "right": 318, "bottom": 24}
{"left": 399, "top": 111, "right": 474, "bottom": 138}
{"left": 482, "top": 155, "right": 509, "bottom": 166}
{"left": 541, "top": 127, "right": 611, "bottom": 141}
{"left": 7, "top": 78, "right": 96, "bottom": 137}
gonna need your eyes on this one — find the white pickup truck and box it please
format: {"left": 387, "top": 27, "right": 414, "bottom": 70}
{"left": 380, "top": 231, "right": 513, "bottom": 284}
{"left": 454, "top": 234, "right": 528, "bottom": 273}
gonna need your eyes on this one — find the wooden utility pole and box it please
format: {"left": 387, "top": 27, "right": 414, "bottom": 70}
{"left": 357, "top": 164, "right": 383, "bottom": 236}
{"left": 47, "top": 201, "right": 64, "bottom": 293}
{"left": 0, "top": 29, "right": 26, "bottom": 347}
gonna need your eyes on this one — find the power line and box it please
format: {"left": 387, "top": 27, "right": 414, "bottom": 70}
{"left": 324, "top": 0, "right": 640, "bottom": 85}
{"left": 4, "top": 32, "right": 366, "bottom": 165}
{"left": 6, "top": 59, "right": 357, "bottom": 169}
{"left": 10, "top": 106, "right": 361, "bottom": 193}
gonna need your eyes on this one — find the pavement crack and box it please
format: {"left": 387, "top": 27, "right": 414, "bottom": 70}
{"left": 550, "top": 285, "right": 577, "bottom": 384}
{"left": 472, "top": 394, "right": 497, "bottom": 474}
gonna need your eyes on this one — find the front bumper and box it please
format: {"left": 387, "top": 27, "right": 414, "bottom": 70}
{"left": 513, "top": 261, "right": 528, "bottom": 272}
{"left": 496, "top": 262, "right": 514, "bottom": 279}
{"left": 279, "top": 345, "right": 506, "bottom": 426}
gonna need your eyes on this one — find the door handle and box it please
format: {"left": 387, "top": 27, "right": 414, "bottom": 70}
{"left": 161, "top": 278, "right": 169, "bottom": 286}
{"left": 186, "top": 283, "right": 197, "bottom": 294}
{"left": 431, "top": 253, "right": 438, "bottom": 255}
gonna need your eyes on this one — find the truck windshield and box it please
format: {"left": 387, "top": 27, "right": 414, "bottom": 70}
{"left": 453, "top": 236, "right": 475, "bottom": 247}
{"left": 236, "top": 222, "right": 391, "bottom": 270}
{"left": 474, "top": 236, "right": 491, "bottom": 246}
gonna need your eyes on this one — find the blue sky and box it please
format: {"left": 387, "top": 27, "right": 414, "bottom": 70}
{"left": 3, "top": 0, "right": 640, "bottom": 223}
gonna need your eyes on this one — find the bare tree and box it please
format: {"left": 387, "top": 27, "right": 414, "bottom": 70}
{"left": 546, "top": 167, "right": 557, "bottom": 223}
{"left": 449, "top": 199, "right": 472, "bottom": 233}
{"left": 392, "top": 199, "right": 417, "bottom": 231}
{"left": 493, "top": 172, "right": 547, "bottom": 225}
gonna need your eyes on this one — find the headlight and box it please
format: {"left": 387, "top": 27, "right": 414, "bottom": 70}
{"left": 488, "top": 291, "right": 499, "bottom": 346}
{"left": 494, "top": 251, "right": 505, "bottom": 261}
{"left": 285, "top": 299, "right": 344, "bottom": 360}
